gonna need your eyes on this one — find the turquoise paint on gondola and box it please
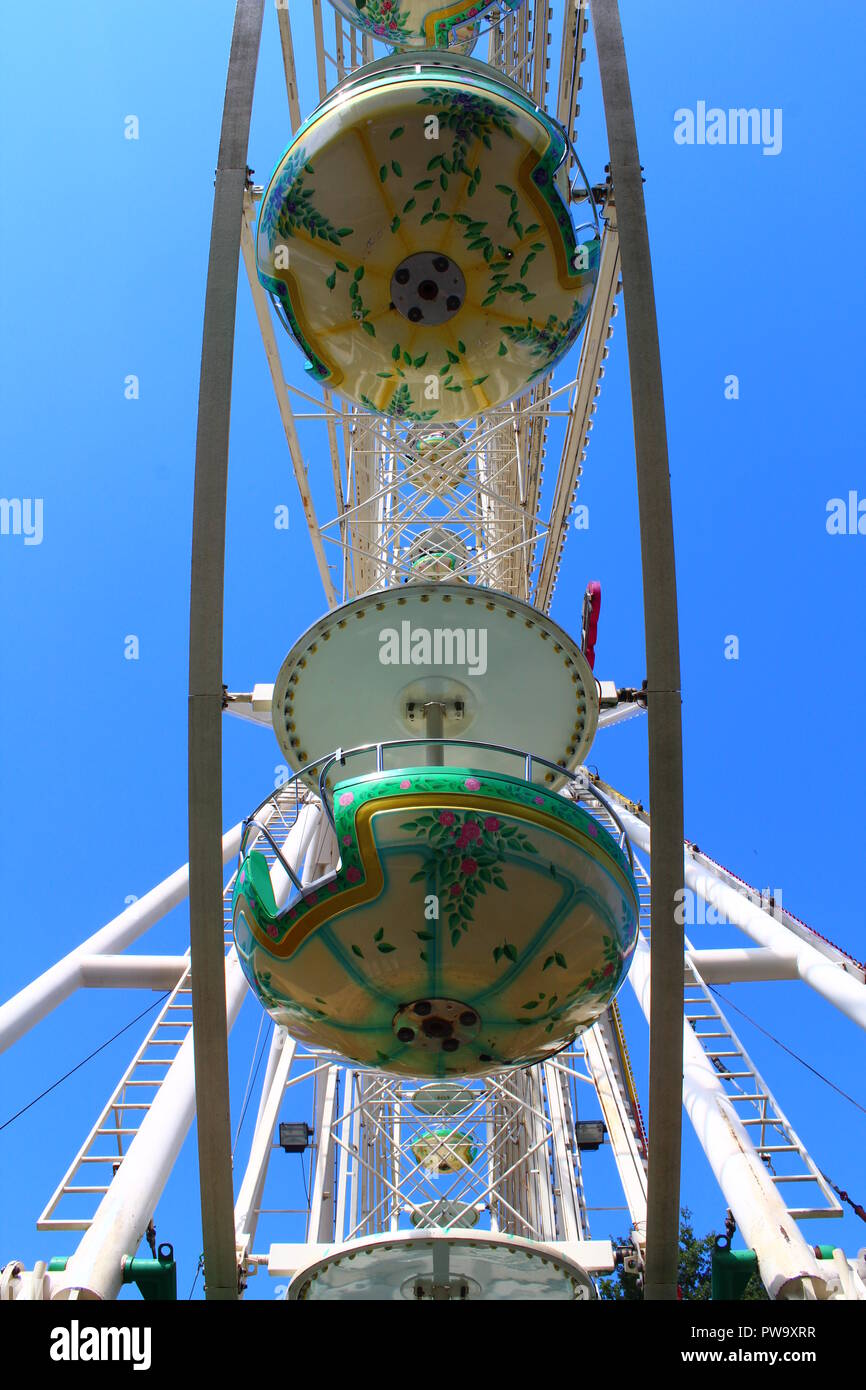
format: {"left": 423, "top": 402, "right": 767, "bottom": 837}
{"left": 233, "top": 764, "right": 638, "bottom": 1075}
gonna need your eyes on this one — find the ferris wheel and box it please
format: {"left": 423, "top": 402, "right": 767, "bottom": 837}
{"left": 2, "top": 0, "right": 864, "bottom": 1305}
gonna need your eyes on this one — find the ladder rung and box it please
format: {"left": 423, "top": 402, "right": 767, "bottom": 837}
{"left": 771, "top": 1174, "right": 822, "bottom": 1184}
{"left": 757, "top": 1145, "right": 801, "bottom": 1153}
{"left": 786, "top": 1208, "right": 843, "bottom": 1220}
{"left": 36, "top": 1220, "right": 93, "bottom": 1231}
{"left": 97, "top": 1127, "right": 139, "bottom": 1136}
{"left": 62, "top": 1186, "right": 110, "bottom": 1194}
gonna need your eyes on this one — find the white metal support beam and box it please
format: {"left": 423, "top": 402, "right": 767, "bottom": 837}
{"left": 613, "top": 801, "right": 866, "bottom": 1030}
{"left": 0, "top": 824, "right": 241, "bottom": 1054}
{"left": 628, "top": 936, "right": 830, "bottom": 1300}
{"left": 235, "top": 1030, "right": 297, "bottom": 1265}
{"left": 594, "top": 0, "right": 685, "bottom": 1300}
{"left": 49, "top": 952, "right": 249, "bottom": 1302}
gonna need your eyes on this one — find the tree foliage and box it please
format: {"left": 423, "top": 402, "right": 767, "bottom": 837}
{"left": 597, "top": 1208, "right": 768, "bottom": 1300}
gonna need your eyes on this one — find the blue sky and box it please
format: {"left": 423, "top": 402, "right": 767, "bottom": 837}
{"left": 1, "top": 0, "right": 864, "bottom": 1298}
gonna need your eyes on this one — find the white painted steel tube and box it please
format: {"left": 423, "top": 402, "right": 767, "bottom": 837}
{"left": 78, "top": 956, "right": 190, "bottom": 989}
{"left": 0, "top": 824, "right": 242, "bottom": 1054}
{"left": 629, "top": 938, "right": 827, "bottom": 1299}
{"left": 49, "top": 950, "right": 248, "bottom": 1302}
{"left": 616, "top": 805, "right": 866, "bottom": 1031}
{"left": 234, "top": 1032, "right": 296, "bottom": 1257}
{"left": 269, "top": 803, "right": 321, "bottom": 907}
{"left": 685, "top": 948, "right": 798, "bottom": 984}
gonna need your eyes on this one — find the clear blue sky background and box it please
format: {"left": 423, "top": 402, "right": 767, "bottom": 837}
{"left": 1, "top": 0, "right": 864, "bottom": 1299}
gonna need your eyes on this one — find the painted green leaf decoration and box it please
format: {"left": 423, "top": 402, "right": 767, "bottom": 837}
{"left": 555, "top": 952, "right": 567, "bottom": 969}
{"left": 413, "top": 353, "right": 428, "bottom": 368}
{"left": 335, "top": 260, "right": 349, "bottom": 272}
{"left": 543, "top": 955, "right": 555, "bottom": 971}
{"left": 521, "top": 1000, "right": 539, "bottom": 1010}
{"left": 351, "top": 945, "right": 364, "bottom": 958}
{"left": 503, "top": 943, "right": 517, "bottom": 962}
{"left": 416, "top": 929, "right": 435, "bottom": 941}
{"left": 390, "top": 126, "right": 404, "bottom": 140}
{"left": 377, "top": 943, "right": 396, "bottom": 953}
{"left": 451, "top": 930, "right": 461, "bottom": 947}
{"left": 402, "top": 198, "right": 416, "bottom": 214}
{"left": 325, "top": 272, "right": 336, "bottom": 290}
{"left": 374, "top": 927, "right": 384, "bottom": 941}
{"left": 379, "top": 165, "right": 387, "bottom": 182}
{"left": 392, "top": 343, "right": 401, "bottom": 361}
{"left": 391, "top": 161, "right": 402, "bottom": 177}
{"left": 361, "top": 321, "right": 376, "bottom": 337}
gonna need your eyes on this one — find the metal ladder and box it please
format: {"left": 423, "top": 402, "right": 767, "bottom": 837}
{"left": 38, "top": 962, "right": 194, "bottom": 1231}
{"left": 37, "top": 784, "right": 305, "bottom": 1233}
{"left": 584, "top": 791, "right": 841, "bottom": 1223}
